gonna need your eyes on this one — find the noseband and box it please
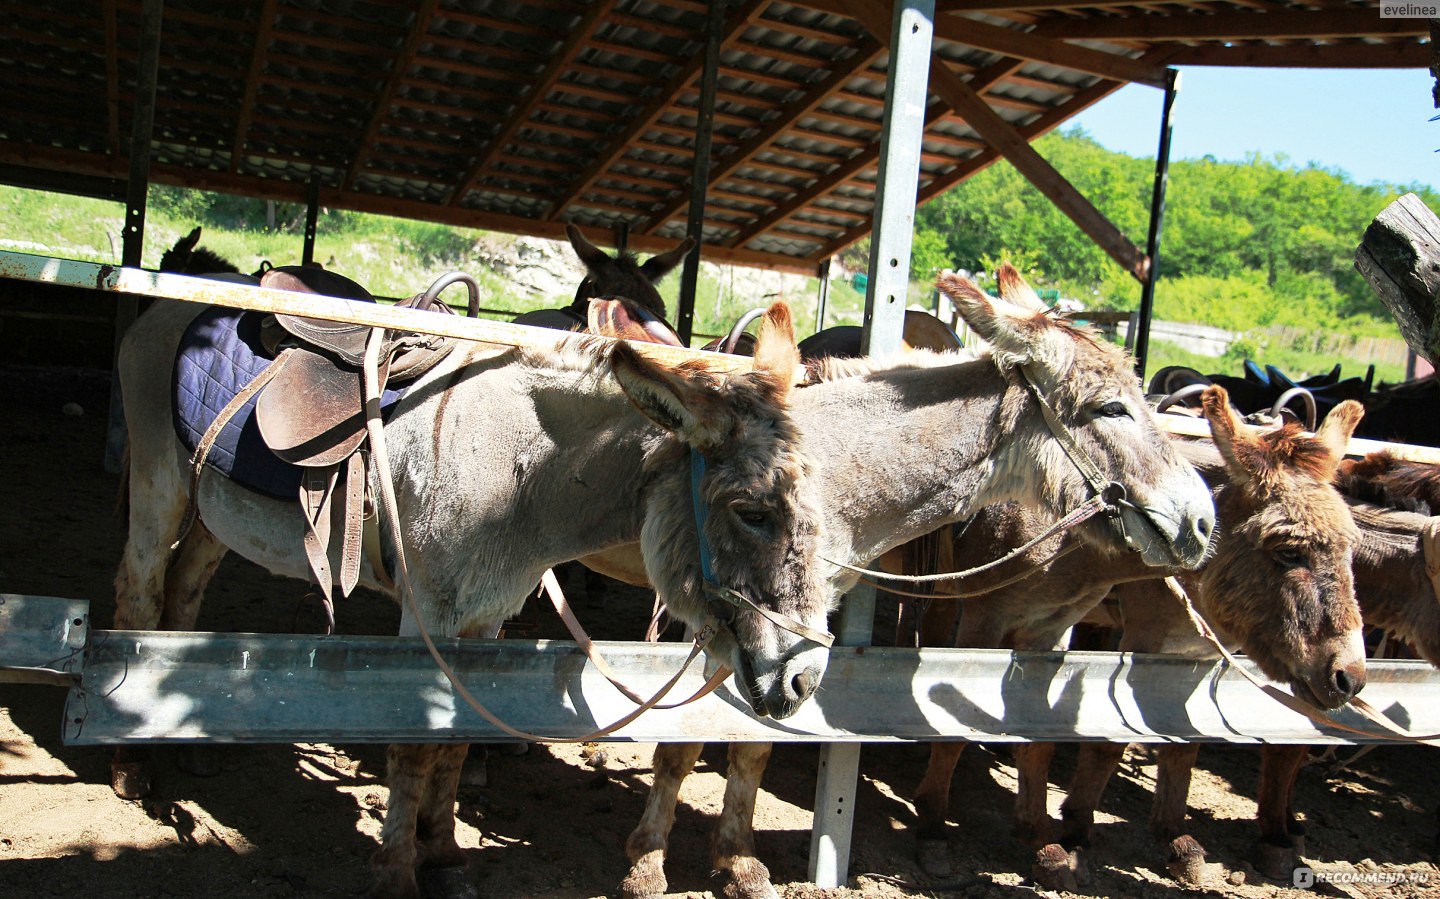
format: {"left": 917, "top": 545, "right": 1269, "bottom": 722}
{"left": 690, "top": 451, "right": 834, "bottom": 649}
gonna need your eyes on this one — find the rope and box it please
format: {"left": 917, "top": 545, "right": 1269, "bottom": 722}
{"left": 1169, "top": 577, "right": 1440, "bottom": 746}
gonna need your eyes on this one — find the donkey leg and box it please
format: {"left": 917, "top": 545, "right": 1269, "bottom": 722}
{"left": 1057, "top": 741, "right": 1127, "bottom": 851}
{"left": 1152, "top": 744, "right": 1207, "bottom": 884}
{"left": 413, "top": 743, "right": 477, "bottom": 899}
{"left": 371, "top": 743, "right": 438, "bottom": 899}
{"left": 711, "top": 742, "right": 777, "bottom": 899}
{"left": 110, "top": 490, "right": 197, "bottom": 799}
{"left": 161, "top": 523, "right": 232, "bottom": 778}
{"left": 913, "top": 741, "right": 966, "bottom": 875}
{"left": 1255, "top": 744, "right": 1308, "bottom": 879}
{"left": 621, "top": 741, "right": 704, "bottom": 899}
{"left": 1012, "top": 741, "right": 1057, "bottom": 847}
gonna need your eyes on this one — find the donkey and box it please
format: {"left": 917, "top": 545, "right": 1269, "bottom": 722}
{"left": 510, "top": 223, "right": 693, "bottom": 332}
{"left": 611, "top": 265, "right": 1216, "bottom": 899}
{"left": 1230, "top": 455, "right": 1440, "bottom": 881}
{"left": 113, "top": 291, "right": 833, "bottom": 898}
{"left": 159, "top": 227, "right": 243, "bottom": 276}
{"left": 1011, "top": 393, "right": 1367, "bottom": 888}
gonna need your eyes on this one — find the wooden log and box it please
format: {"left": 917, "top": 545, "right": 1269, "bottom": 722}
{"left": 1355, "top": 192, "right": 1440, "bottom": 369}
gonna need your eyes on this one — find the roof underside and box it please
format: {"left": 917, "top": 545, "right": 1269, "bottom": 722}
{"left": 0, "top": 0, "right": 1427, "bottom": 272}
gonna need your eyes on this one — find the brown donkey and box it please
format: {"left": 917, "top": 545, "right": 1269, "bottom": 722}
{"left": 1025, "top": 391, "right": 1367, "bottom": 888}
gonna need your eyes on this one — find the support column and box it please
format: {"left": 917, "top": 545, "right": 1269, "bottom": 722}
{"left": 1134, "top": 68, "right": 1180, "bottom": 382}
{"left": 105, "top": 0, "right": 163, "bottom": 473}
{"left": 809, "top": 0, "right": 934, "bottom": 890}
{"left": 675, "top": 0, "right": 725, "bottom": 345}
{"left": 302, "top": 172, "right": 320, "bottom": 265}
{"left": 814, "top": 258, "right": 831, "bottom": 334}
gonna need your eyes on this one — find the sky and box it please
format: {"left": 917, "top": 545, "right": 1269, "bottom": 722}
{"left": 1066, "top": 67, "right": 1438, "bottom": 192}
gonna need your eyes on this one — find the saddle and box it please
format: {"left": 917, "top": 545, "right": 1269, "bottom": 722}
{"left": 182, "top": 265, "right": 468, "bottom": 612}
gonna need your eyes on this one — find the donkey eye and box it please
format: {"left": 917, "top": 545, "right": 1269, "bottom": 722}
{"left": 734, "top": 507, "right": 771, "bottom": 528}
{"left": 1096, "top": 401, "right": 1130, "bottom": 419}
{"left": 1274, "top": 547, "right": 1306, "bottom": 567}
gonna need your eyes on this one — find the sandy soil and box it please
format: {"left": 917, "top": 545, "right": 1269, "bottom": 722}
{"left": 2, "top": 363, "right": 1438, "bottom": 899}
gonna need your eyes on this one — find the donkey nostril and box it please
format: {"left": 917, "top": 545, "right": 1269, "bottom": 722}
{"left": 1196, "top": 516, "right": 1214, "bottom": 541}
{"left": 790, "top": 667, "right": 820, "bottom": 701}
{"left": 1332, "top": 667, "right": 1361, "bottom": 700}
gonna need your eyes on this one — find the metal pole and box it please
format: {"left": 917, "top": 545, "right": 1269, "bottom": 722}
{"left": 675, "top": 0, "right": 724, "bottom": 345}
{"left": 810, "top": 0, "right": 934, "bottom": 890}
{"left": 814, "top": 258, "right": 831, "bottom": 333}
{"left": 105, "top": 0, "right": 163, "bottom": 474}
{"left": 302, "top": 172, "right": 320, "bottom": 265}
{"left": 1134, "top": 68, "right": 1180, "bottom": 383}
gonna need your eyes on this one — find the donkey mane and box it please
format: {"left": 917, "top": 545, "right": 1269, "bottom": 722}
{"left": 1335, "top": 451, "right": 1440, "bottom": 514}
{"left": 805, "top": 347, "right": 977, "bottom": 383}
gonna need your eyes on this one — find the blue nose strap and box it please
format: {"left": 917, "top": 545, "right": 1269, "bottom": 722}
{"left": 690, "top": 449, "right": 716, "bottom": 584}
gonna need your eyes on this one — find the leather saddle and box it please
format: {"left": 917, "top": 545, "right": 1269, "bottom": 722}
{"left": 242, "top": 266, "right": 459, "bottom": 607}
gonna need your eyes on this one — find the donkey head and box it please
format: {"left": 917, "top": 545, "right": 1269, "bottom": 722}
{"left": 937, "top": 264, "right": 1214, "bottom": 569}
{"left": 566, "top": 224, "right": 695, "bottom": 321}
{"left": 1197, "top": 386, "right": 1366, "bottom": 709}
{"left": 609, "top": 303, "right": 830, "bottom": 719}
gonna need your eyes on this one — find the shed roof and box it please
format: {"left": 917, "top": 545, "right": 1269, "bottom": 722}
{"left": 0, "top": 0, "right": 1426, "bottom": 272}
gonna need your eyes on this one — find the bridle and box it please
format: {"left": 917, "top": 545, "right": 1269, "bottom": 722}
{"left": 690, "top": 450, "right": 834, "bottom": 651}
{"left": 826, "top": 360, "right": 1173, "bottom": 595}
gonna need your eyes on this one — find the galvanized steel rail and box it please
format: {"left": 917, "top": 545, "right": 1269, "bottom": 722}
{"left": 6, "top": 596, "right": 1439, "bottom": 747}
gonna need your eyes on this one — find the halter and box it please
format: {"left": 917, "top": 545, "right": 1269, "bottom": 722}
{"left": 1016, "top": 360, "right": 1163, "bottom": 555}
{"left": 827, "top": 360, "right": 1178, "bottom": 592}
{"left": 690, "top": 450, "right": 834, "bottom": 649}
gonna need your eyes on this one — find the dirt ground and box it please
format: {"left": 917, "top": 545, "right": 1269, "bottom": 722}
{"left": 3, "top": 362, "right": 1439, "bottom": 899}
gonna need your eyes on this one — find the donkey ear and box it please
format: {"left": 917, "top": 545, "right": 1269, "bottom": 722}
{"left": 566, "top": 223, "right": 613, "bottom": 272}
{"left": 1200, "top": 385, "right": 1249, "bottom": 478}
{"left": 640, "top": 236, "right": 696, "bottom": 282}
{"left": 610, "top": 341, "right": 729, "bottom": 450}
{"left": 1315, "top": 399, "right": 1364, "bottom": 460}
{"left": 995, "top": 263, "right": 1048, "bottom": 313}
{"left": 751, "top": 301, "right": 800, "bottom": 399}
{"left": 936, "top": 270, "right": 1042, "bottom": 363}
{"left": 180, "top": 227, "right": 202, "bottom": 251}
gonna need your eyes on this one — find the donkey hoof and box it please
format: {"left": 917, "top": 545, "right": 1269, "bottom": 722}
{"left": 111, "top": 762, "right": 152, "bottom": 800}
{"left": 620, "top": 850, "right": 667, "bottom": 899}
{"left": 173, "top": 744, "right": 223, "bottom": 777}
{"left": 417, "top": 865, "right": 477, "bottom": 899}
{"left": 917, "top": 837, "right": 952, "bottom": 877}
{"left": 1032, "top": 843, "right": 1083, "bottom": 892}
{"left": 1166, "top": 835, "right": 1209, "bottom": 885}
{"left": 1254, "top": 840, "right": 1300, "bottom": 881}
{"left": 722, "top": 858, "right": 779, "bottom": 899}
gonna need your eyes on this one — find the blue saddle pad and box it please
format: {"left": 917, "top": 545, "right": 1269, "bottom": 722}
{"left": 172, "top": 306, "right": 403, "bottom": 500}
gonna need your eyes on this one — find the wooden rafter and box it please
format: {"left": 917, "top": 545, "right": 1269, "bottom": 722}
{"left": 839, "top": 0, "right": 1152, "bottom": 278}
{"left": 809, "top": 75, "right": 1128, "bottom": 263}
{"left": 343, "top": 0, "right": 441, "bottom": 190}
{"left": 542, "top": 0, "right": 770, "bottom": 224}
{"left": 230, "top": 0, "right": 277, "bottom": 175}
{"left": 638, "top": 36, "right": 885, "bottom": 236}
{"left": 799, "top": 0, "right": 1169, "bottom": 87}
{"left": 1169, "top": 40, "right": 1431, "bottom": 69}
{"left": 104, "top": 0, "right": 120, "bottom": 156}
{"left": 1035, "top": 8, "right": 1429, "bottom": 41}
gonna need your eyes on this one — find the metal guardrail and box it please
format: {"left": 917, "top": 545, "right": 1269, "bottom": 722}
{"left": 7, "top": 597, "right": 1438, "bottom": 747}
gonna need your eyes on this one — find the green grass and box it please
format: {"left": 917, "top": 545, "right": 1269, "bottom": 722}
{"left": 1138, "top": 338, "right": 1406, "bottom": 391}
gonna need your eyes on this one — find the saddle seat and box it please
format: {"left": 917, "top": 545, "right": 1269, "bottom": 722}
{"left": 215, "top": 265, "right": 460, "bottom": 611}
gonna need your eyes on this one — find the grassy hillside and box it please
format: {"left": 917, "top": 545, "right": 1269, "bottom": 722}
{"left": 0, "top": 166, "right": 1416, "bottom": 384}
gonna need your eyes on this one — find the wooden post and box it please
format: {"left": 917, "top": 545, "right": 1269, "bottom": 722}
{"left": 1355, "top": 193, "right": 1440, "bottom": 370}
